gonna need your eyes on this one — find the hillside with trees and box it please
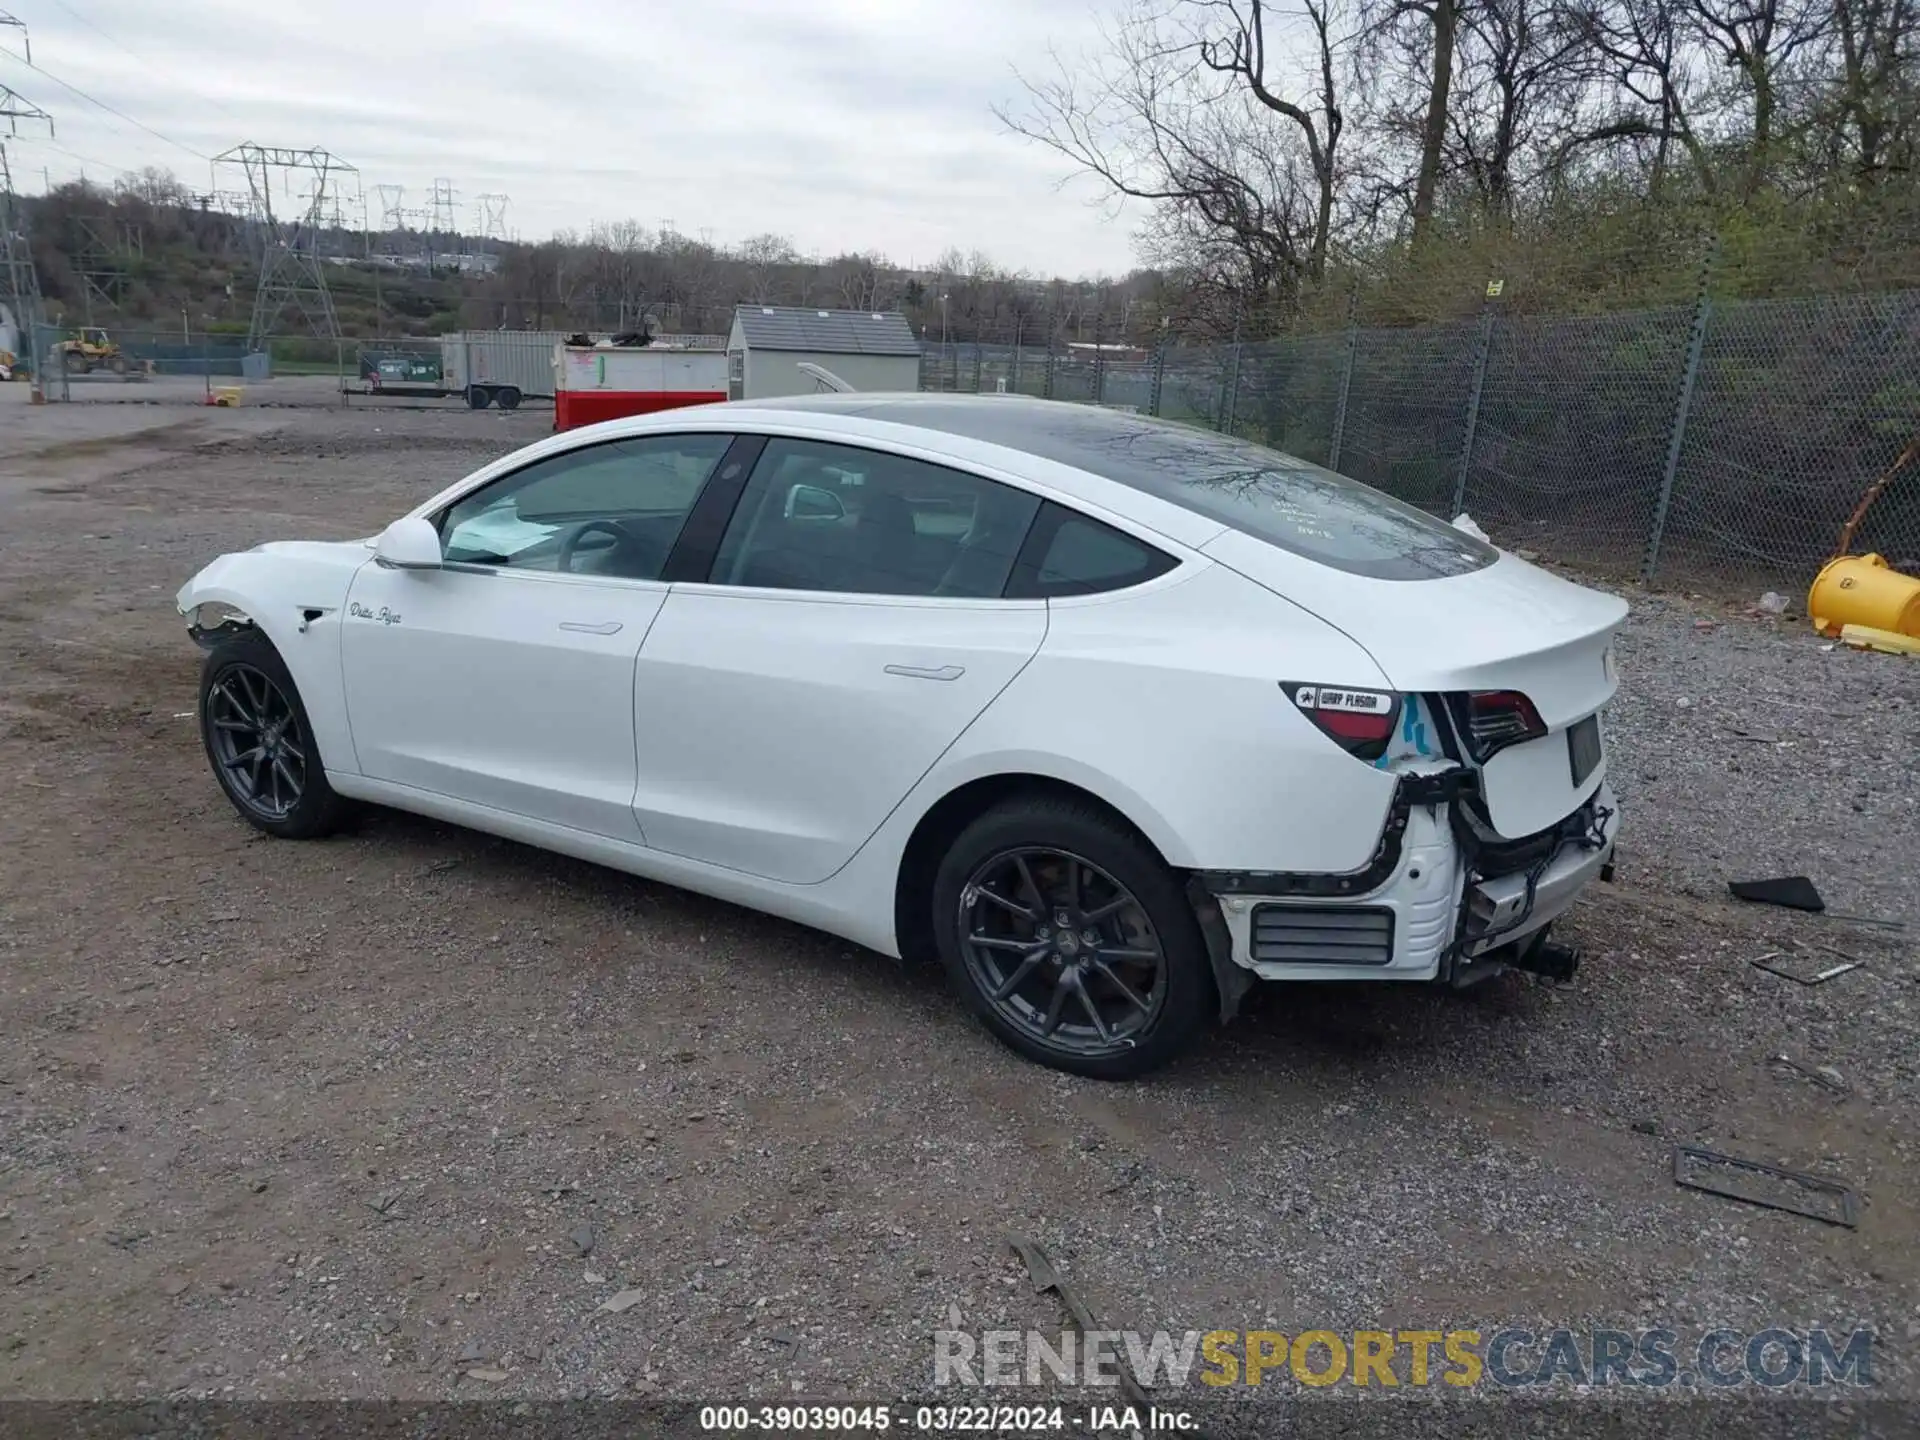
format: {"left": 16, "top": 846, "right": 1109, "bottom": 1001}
{"left": 15, "top": 0, "right": 1917, "bottom": 348}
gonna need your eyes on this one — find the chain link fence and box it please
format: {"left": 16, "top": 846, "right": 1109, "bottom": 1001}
{"left": 923, "top": 281, "right": 1920, "bottom": 592}
{"left": 22, "top": 270, "right": 1918, "bottom": 594}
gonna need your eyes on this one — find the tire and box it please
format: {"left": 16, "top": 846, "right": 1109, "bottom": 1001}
{"left": 199, "top": 630, "right": 352, "bottom": 840}
{"left": 931, "top": 794, "right": 1214, "bottom": 1079}
{"left": 466, "top": 385, "right": 492, "bottom": 410}
{"left": 62, "top": 349, "right": 86, "bottom": 375}
{"left": 108, "top": 354, "right": 129, "bottom": 376}
{"left": 493, "top": 386, "right": 522, "bottom": 410}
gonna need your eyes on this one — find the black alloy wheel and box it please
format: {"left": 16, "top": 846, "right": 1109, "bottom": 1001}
{"left": 206, "top": 662, "right": 308, "bottom": 821}
{"left": 957, "top": 846, "right": 1170, "bottom": 1059}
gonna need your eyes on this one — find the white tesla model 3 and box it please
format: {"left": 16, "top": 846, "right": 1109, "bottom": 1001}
{"left": 178, "top": 394, "right": 1623, "bottom": 1077}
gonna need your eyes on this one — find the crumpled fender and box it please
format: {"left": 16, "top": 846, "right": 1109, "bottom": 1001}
{"left": 176, "top": 541, "right": 372, "bottom": 775}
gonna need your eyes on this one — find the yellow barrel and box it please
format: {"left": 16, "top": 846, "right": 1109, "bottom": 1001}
{"left": 1807, "top": 553, "right": 1920, "bottom": 638}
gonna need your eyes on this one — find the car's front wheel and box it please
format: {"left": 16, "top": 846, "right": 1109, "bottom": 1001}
{"left": 199, "top": 632, "right": 351, "bottom": 839}
{"left": 932, "top": 795, "right": 1213, "bottom": 1079}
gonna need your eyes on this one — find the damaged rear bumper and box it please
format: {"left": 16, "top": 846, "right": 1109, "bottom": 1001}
{"left": 1195, "top": 771, "right": 1618, "bottom": 984}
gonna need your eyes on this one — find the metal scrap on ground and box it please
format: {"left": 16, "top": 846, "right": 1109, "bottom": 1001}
{"left": 1672, "top": 1145, "right": 1858, "bottom": 1227}
{"left": 1748, "top": 948, "right": 1865, "bottom": 985}
{"left": 1728, "top": 875, "right": 1905, "bottom": 930}
{"left": 1004, "top": 1233, "right": 1160, "bottom": 1428}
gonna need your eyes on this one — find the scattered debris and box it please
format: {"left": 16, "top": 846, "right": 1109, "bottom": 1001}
{"left": 463, "top": 1368, "right": 510, "bottom": 1383}
{"left": 597, "top": 1289, "right": 646, "bottom": 1314}
{"left": 1748, "top": 949, "right": 1864, "bottom": 986}
{"left": 584, "top": 1269, "right": 607, "bottom": 1285}
{"left": 1839, "top": 623, "right": 1920, "bottom": 656}
{"left": 161, "top": 1277, "right": 190, "bottom": 1297}
{"left": 455, "top": 1340, "right": 493, "bottom": 1365}
{"left": 568, "top": 1223, "right": 595, "bottom": 1257}
{"left": 1450, "top": 512, "right": 1490, "bottom": 541}
{"left": 1006, "top": 1233, "right": 1159, "bottom": 1428}
{"left": 1756, "top": 591, "right": 1789, "bottom": 615}
{"left": 366, "top": 1192, "right": 403, "bottom": 1218}
{"left": 1728, "top": 875, "right": 1905, "bottom": 930}
{"left": 1768, "top": 1054, "right": 1850, "bottom": 1095}
{"left": 1672, "top": 1145, "right": 1858, "bottom": 1227}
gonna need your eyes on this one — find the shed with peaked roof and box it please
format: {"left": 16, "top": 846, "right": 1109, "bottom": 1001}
{"left": 726, "top": 305, "right": 922, "bottom": 400}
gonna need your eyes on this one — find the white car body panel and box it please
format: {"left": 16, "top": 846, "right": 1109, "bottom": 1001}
{"left": 178, "top": 540, "right": 370, "bottom": 772}
{"left": 1204, "top": 528, "right": 1627, "bottom": 837}
{"left": 339, "top": 563, "right": 667, "bottom": 841}
{"left": 177, "top": 396, "right": 1627, "bottom": 992}
{"left": 631, "top": 586, "right": 1048, "bottom": 883}
{"left": 928, "top": 561, "right": 1400, "bottom": 873}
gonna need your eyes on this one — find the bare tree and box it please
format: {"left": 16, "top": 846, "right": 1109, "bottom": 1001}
{"left": 1560, "top": 0, "right": 1717, "bottom": 196}
{"left": 1681, "top": 0, "right": 1832, "bottom": 192}
{"left": 736, "top": 232, "right": 798, "bottom": 303}
{"left": 998, "top": 0, "right": 1348, "bottom": 314}
{"left": 1445, "top": 0, "right": 1597, "bottom": 209}
{"left": 1826, "top": 0, "right": 1919, "bottom": 180}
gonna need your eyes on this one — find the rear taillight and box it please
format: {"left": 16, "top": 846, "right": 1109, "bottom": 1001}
{"left": 1448, "top": 690, "right": 1547, "bottom": 761}
{"left": 1283, "top": 683, "right": 1400, "bottom": 762}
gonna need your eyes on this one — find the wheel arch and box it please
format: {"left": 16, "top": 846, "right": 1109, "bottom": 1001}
{"left": 179, "top": 553, "right": 362, "bottom": 775}
{"left": 890, "top": 768, "right": 1185, "bottom": 971}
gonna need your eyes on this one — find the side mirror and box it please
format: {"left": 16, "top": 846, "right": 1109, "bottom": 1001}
{"left": 784, "top": 483, "right": 845, "bottom": 522}
{"left": 374, "top": 516, "right": 444, "bottom": 570}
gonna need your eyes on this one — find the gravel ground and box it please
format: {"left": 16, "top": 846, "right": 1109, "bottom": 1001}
{"left": 0, "top": 404, "right": 1916, "bottom": 1434}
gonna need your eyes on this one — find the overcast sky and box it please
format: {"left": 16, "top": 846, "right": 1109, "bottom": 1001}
{"left": 0, "top": 0, "right": 1142, "bottom": 277}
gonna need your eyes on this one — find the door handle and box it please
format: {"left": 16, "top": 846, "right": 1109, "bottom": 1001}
{"left": 559, "top": 621, "right": 623, "bottom": 635}
{"left": 884, "top": 663, "right": 965, "bottom": 682}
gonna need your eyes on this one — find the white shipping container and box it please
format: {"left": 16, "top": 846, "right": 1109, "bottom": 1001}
{"left": 440, "top": 331, "right": 571, "bottom": 401}
{"left": 553, "top": 344, "right": 729, "bottom": 394}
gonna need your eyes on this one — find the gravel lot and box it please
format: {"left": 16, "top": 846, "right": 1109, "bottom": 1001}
{"left": 1, "top": 399, "right": 1916, "bottom": 1432}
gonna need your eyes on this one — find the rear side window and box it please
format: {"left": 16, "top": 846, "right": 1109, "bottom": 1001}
{"left": 708, "top": 437, "right": 1041, "bottom": 598}
{"left": 1007, "top": 503, "right": 1177, "bottom": 598}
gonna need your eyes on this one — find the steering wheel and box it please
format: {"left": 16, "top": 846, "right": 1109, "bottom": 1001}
{"left": 557, "top": 518, "right": 640, "bottom": 574}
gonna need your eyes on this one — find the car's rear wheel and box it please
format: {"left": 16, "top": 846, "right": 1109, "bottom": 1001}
{"left": 932, "top": 796, "right": 1213, "bottom": 1079}
{"left": 199, "top": 632, "right": 351, "bottom": 840}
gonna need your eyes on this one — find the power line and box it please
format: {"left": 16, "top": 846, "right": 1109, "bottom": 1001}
{"left": 39, "top": 0, "right": 246, "bottom": 124}
{"left": 9, "top": 129, "right": 140, "bottom": 181}
{"left": 0, "top": 46, "right": 208, "bottom": 160}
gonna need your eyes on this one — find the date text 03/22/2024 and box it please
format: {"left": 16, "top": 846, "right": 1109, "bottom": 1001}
{"left": 697, "top": 1404, "right": 1196, "bottom": 1433}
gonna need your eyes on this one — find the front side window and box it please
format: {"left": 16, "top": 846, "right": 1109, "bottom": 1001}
{"left": 708, "top": 438, "right": 1041, "bottom": 598}
{"left": 437, "top": 434, "right": 733, "bottom": 580}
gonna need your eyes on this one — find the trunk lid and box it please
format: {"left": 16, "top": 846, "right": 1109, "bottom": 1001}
{"left": 1206, "top": 531, "right": 1628, "bottom": 837}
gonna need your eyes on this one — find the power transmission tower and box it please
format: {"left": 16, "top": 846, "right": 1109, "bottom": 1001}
{"left": 1, "top": 82, "right": 52, "bottom": 138}
{"left": 1, "top": 38, "right": 51, "bottom": 395}
{"left": 72, "top": 217, "right": 129, "bottom": 323}
{"left": 212, "top": 143, "right": 359, "bottom": 347}
{"left": 475, "top": 192, "right": 509, "bottom": 244}
{"left": 374, "top": 183, "right": 406, "bottom": 240}
{"left": 0, "top": 10, "right": 29, "bottom": 63}
{"left": 429, "top": 178, "right": 457, "bottom": 237}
